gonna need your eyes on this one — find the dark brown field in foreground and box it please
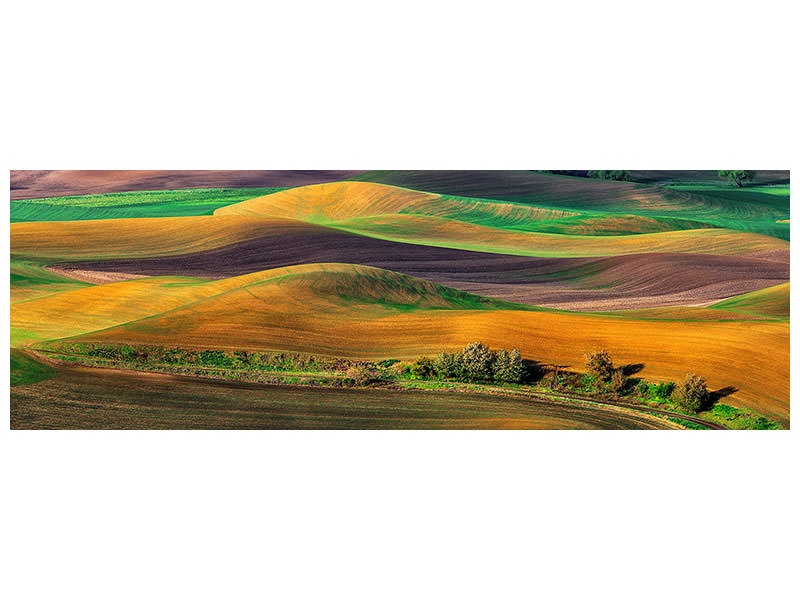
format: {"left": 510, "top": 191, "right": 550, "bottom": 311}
{"left": 10, "top": 364, "right": 678, "bottom": 430}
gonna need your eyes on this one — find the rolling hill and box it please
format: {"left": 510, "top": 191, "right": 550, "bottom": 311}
{"left": 9, "top": 171, "right": 790, "bottom": 429}
{"left": 12, "top": 263, "right": 786, "bottom": 425}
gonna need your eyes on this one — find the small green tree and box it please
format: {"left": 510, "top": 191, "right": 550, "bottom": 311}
{"left": 671, "top": 373, "right": 709, "bottom": 413}
{"left": 493, "top": 348, "right": 526, "bottom": 383}
{"left": 459, "top": 341, "right": 495, "bottom": 381}
{"left": 433, "top": 351, "right": 461, "bottom": 380}
{"left": 585, "top": 349, "right": 615, "bottom": 381}
{"left": 408, "top": 356, "right": 434, "bottom": 379}
{"left": 718, "top": 170, "right": 755, "bottom": 187}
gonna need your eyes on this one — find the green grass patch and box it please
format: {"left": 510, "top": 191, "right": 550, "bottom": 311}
{"left": 666, "top": 417, "right": 709, "bottom": 430}
{"left": 709, "top": 283, "right": 789, "bottom": 319}
{"left": 11, "top": 349, "right": 56, "bottom": 387}
{"left": 700, "top": 403, "right": 781, "bottom": 430}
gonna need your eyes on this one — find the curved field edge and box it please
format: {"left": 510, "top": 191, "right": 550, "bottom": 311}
{"left": 710, "top": 283, "right": 790, "bottom": 319}
{"left": 215, "top": 181, "right": 723, "bottom": 237}
{"left": 29, "top": 345, "right": 747, "bottom": 428}
{"left": 10, "top": 264, "right": 537, "bottom": 347}
{"left": 10, "top": 357, "right": 681, "bottom": 430}
{"left": 328, "top": 216, "right": 787, "bottom": 258}
{"left": 346, "top": 172, "right": 789, "bottom": 239}
{"left": 11, "top": 213, "right": 788, "bottom": 264}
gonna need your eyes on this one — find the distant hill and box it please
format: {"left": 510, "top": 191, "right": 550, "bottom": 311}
{"left": 10, "top": 170, "right": 365, "bottom": 200}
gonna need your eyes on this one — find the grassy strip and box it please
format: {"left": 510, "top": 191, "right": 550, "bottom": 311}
{"left": 666, "top": 417, "right": 709, "bottom": 430}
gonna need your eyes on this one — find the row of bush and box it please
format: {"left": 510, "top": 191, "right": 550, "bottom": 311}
{"left": 582, "top": 349, "right": 710, "bottom": 412}
{"left": 51, "top": 342, "right": 713, "bottom": 413}
{"left": 407, "top": 342, "right": 526, "bottom": 384}
{"left": 50, "top": 342, "right": 375, "bottom": 375}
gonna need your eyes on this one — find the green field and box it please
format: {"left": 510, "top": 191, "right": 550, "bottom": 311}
{"left": 10, "top": 187, "right": 284, "bottom": 222}
{"left": 352, "top": 172, "right": 790, "bottom": 240}
{"left": 710, "top": 283, "right": 790, "bottom": 319}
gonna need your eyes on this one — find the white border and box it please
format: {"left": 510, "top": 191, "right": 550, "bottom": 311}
{"left": 2, "top": 2, "right": 797, "bottom": 599}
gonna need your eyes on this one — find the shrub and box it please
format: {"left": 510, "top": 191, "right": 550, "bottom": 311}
{"left": 433, "top": 351, "right": 461, "bottom": 379}
{"left": 671, "top": 373, "right": 709, "bottom": 413}
{"left": 493, "top": 348, "right": 526, "bottom": 383}
{"left": 542, "top": 369, "right": 565, "bottom": 391}
{"left": 608, "top": 369, "right": 627, "bottom": 395}
{"left": 636, "top": 380, "right": 650, "bottom": 398}
{"left": 409, "top": 356, "right": 435, "bottom": 379}
{"left": 344, "top": 365, "right": 375, "bottom": 386}
{"left": 581, "top": 373, "right": 599, "bottom": 391}
{"left": 459, "top": 341, "right": 495, "bottom": 381}
{"left": 198, "top": 350, "right": 234, "bottom": 368}
{"left": 649, "top": 381, "right": 675, "bottom": 400}
{"left": 585, "top": 349, "right": 615, "bottom": 381}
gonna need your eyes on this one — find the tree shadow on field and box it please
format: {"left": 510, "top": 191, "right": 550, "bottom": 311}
{"left": 522, "top": 359, "right": 545, "bottom": 383}
{"left": 706, "top": 386, "right": 738, "bottom": 409}
{"left": 524, "top": 360, "right": 576, "bottom": 384}
{"left": 622, "top": 363, "right": 644, "bottom": 376}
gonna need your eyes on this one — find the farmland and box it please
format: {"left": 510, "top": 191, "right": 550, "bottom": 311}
{"left": 10, "top": 361, "right": 681, "bottom": 430}
{"left": 9, "top": 170, "right": 790, "bottom": 429}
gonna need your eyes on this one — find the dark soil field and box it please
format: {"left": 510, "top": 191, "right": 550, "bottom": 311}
{"left": 627, "top": 170, "right": 790, "bottom": 185}
{"left": 352, "top": 170, "right": 790, "bottom": 199}
{"left": 9, "top": 364, "right": 678, "bottom": 430}
{"left": 53, "top": 231, "right": 789, "bottom": 310}
{"left": 10, "top": 170, "right": 365, "bottom": 200}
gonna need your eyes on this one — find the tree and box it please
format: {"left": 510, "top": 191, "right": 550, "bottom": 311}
{"left": 585, "top": 349, "right": 615, "bottom": 381}
{"left": 671, "top": 373, "right": 709, "bottom": 413}
{"left": 459, "top": 341, "right": 495, "bottom": 382}
{"left": 587, "top": 170, "right": 631, "bottom": 181}
{"left": 409, "top": 356, "right": 435, "bottom": 379}
{"left": 608, "top": 369, "right": 628, "bottom": 394}
{"left": 493, "top": 348, "right": 526, "bottom": 383}
{"left": 433, "top": 351, "right": 461, "bottom": 380}
{"left": 718, "top": 170, "right": 755, "bottom": 187}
